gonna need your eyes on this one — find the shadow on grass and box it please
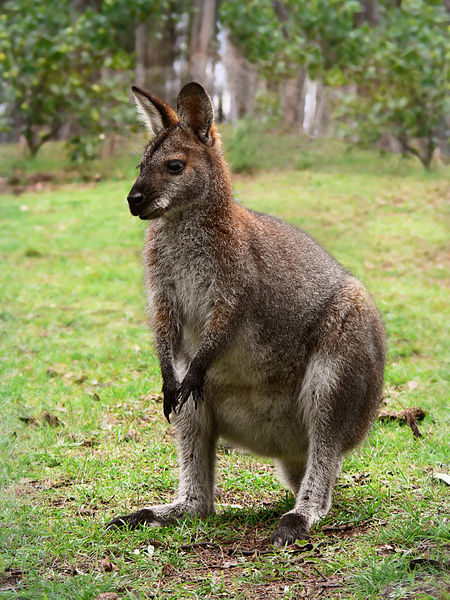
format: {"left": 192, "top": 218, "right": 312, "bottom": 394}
{"left": 216, "top": 495, "right": 294, "bottom": 525}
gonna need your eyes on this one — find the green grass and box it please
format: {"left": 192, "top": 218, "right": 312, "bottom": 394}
{"left": 0, "top": 139, "right": 449, "bottom": 599}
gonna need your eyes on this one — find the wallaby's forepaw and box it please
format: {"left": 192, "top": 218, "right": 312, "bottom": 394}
{"left": 105, "top": 508, "right": 157, "bottom": 531}
{"left": 271, "top": 513, "right": 310, "bottom": 547}
{"left": 162, "top": 382, "right": 178, "bottom": 423}
{"left": 176, "top": 371, "right": 204, "bottom": 414}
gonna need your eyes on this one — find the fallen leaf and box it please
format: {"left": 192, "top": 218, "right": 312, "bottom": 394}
{"left": 98, "top": 559, "right": 118, "bottom": 573}
{"left": 86, "top": 388, "right": 100, "bottom": 400}
{"left": 377, "top": 544, "right": 400, "bottom": 555}
{"left": 123, "top": 429, "right": 138, "bottom": 442}
{"left": 46, "top": 365, "right": 87, "bottom": 385}
{"left": 2, "top": 568, "right": 23, "bottom": 580}
{"left": 19, "top": 416, "right": 38, "bottom": 426}
{"left": 407, "top": 380, "right": 419, "bottom": 391}
{"left": 408, "top": 557, "right": 447, "bottom": 571}
{"left": 161, "top": 563, "right": 177, "bottom": 577}
{"left": 46, "top": 364, "right": 67, "bottom": 377}
{"left": 433, "top": 472, "right": 450, "bottom": 485}
{"left": 96, "top": 594, "right": 119, "bottom": 600}
{"left": 221, "top": 559, "right": 238, "bottom": 568}
{"left": 140, "top": 392, "right": 163, "bottom": 403}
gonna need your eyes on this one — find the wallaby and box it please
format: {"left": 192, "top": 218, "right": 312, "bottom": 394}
{"left": 106, "top": 82, "right": 386, "bottom": 546}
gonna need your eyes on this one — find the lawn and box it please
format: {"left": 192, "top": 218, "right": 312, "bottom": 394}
{"left": 0, "top": 140, "right": 449, "bottom": 599}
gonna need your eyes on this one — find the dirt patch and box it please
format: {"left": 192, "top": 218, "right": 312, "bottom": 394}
{"left": 0, "top": 568, "right": 24, "bottom": 592}
{"left": 151, "top": 542, "right": 347, "bottom": 599}
{"left": 9, "top": 477, "right": 73, "bottom": 498}
{"left": 382, "top": 573, "right": 450, "bottom": 599}
{"left": 2, "top": 171, "right": 106, "bottom": 195}
{"left": 3, "top": 172, "right": 57, "bottom": 195}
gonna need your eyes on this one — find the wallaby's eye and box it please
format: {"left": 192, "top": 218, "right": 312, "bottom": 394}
{"left": 166, "top": 159, "right": 185, "bottom": 174}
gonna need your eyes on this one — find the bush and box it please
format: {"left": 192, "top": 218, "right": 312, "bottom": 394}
{"left": 227, "top": 119, "right": 266, "bottom": 173}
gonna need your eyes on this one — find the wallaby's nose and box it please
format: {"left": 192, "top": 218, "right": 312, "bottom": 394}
{"left": 127, "top": 191, "right": 145, "bottom": 207}
{"left": 127, "top": 191, "right": 146, "bottom": 216}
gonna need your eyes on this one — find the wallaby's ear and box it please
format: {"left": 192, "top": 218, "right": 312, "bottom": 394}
{"left": 177, "top": 82, "right": 215, "bottom": 146}
{"left": 131, "top": 85, "right": 178, "bottom": 136}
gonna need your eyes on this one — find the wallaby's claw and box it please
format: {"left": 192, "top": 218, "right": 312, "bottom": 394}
{"left": 192, "top": 388, "right": 203, "bottom": 409}
{"left": 271, "top": 513, "right": 310, "bottom": 548}
{"left": 175, "top": 384, "right": 190, "bottom": 413}
{"left": 163, "top": 399, "right": 172, "bottom": 423}
{"left": 162, "top": 384, "right": 178, "bottom": 423}
{"left": 175, "top": 376, "right": 204, "bottom": 415}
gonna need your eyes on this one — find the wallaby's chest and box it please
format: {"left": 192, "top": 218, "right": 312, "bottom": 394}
{"left": 146, "top": 225, "right": 218, "bottom": 326}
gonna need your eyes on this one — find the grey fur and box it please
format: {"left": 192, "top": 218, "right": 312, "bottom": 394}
{"left": 106, "top": 82, "right": 386, "bottom": 546}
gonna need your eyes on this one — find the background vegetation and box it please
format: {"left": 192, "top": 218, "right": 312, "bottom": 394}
{"left": 0, "top": 0, "right": 449, "bottom": 598}
{"left": 0, "top": 0, "right": 448, "bottom": 169}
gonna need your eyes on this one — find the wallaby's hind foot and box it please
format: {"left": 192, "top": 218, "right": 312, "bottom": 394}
{"left": 105, "top": 500, "right": 214, "bottom": 531}
{"left": 105, "top": 508, "right": 158, "bottom": 531}
{"left": 271, "top": 513, "right": 310, "bottom": 547}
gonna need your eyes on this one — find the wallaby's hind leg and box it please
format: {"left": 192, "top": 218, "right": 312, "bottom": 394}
{"left": 272, "top": 362, "right": 347, "bottom": 547}
{"left": 272, "top": 356, "right": 380, "bottom": 546}
{"left": 272, "top": 435, "right": 343, "bottom": 546}
{"left": 106, "top": 400, "right": 217, "bottom": 530}
{"left": 272, "top": 282, "right": 385, "bottom": 546}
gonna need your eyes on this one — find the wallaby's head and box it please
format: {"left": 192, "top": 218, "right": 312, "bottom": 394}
{"left": 128, "top": 82, "right": 223, "bottom": 220}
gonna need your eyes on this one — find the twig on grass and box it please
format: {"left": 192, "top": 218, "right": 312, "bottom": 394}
{"left": 378, "top": 406, "right": 426, "bottom": 438}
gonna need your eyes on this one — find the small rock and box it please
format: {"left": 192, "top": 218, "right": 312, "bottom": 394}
{"left": 123, "top": 429, "right": 138, "bottom": 442}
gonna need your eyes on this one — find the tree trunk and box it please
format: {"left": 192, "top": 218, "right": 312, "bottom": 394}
{"left": 354, "top": 0, "right": 381, "bottom": 26}
{"left": 224, "top": 37, "right": 258, "bottom": 122}
{"left": 135, "top": 9, "right": 179, "bottom": 106}
{"left": 188, "top": 0, "right": 218, "bottom": 87}
{"left": 281, "top": 68, "right": 307, "bottom": 129}
{"left": 135, "top": 19, "right": 147, "bottom": 88}
{"left": 312, "top": 82, "right": 333, "bottom": 137}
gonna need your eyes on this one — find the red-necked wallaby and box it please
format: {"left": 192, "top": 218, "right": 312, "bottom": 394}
{"left": 106, "top": 82, "right": 386, "bottom": 546}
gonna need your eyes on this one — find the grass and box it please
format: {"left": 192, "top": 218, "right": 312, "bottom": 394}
{"left": 0, "top": 135, "right": 449, "bottom": 599}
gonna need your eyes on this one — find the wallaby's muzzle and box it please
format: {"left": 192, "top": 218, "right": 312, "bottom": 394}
{"left": 127, "top": 186, "right": 164, "bottom": 220}
{"left": 127, "top": 191, "right": 145, "bottom": 215}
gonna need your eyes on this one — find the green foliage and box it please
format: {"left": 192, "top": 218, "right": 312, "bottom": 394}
{"left": 0, "top": 0, "right": 133, "bottom": 158}
{"left": 227, "top": 118, "right": 280, "bottom": 173}
{"left": 221, "top": 0, "right": 448, "bottom": 169}
{"left": 220, "top": 0, "right": 364, "bottom": 80}
{"left": 339, "top": 1, "right": 449, "bottom": 169}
